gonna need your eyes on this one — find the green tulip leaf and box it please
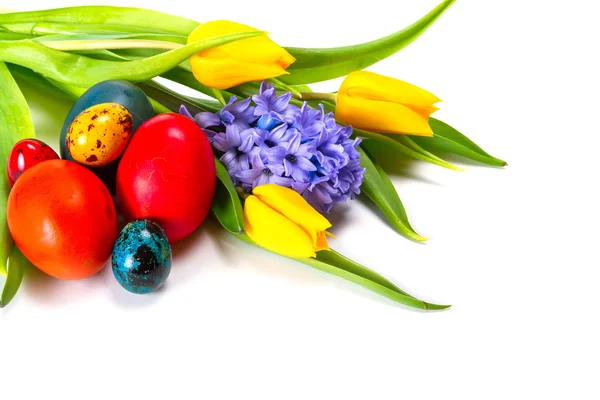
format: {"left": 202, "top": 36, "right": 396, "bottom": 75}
{"left": 138, "top": 80, "right": 223, "bottom": 114}
{"left": 212, "top": 160, "right": 245, "bottom": 234}
{"left": 236, "top": 233, "right": 448, "bottom": 310}
{"left": 316, "top": 250, "right": 415, "bottom": 298}
{"left": 281, "top": 0, "right": 456, "bottom": 84}
{"left": 1, "top": 246, "right": 30, "bottom": 308}
{"left": 392, "top": 134, "right": 463, "bottom": 170}
{"left": 0, "top": 6, "right": 199, "bottom": 36}
{"left": 410, "top": 118, "right": 507, "bottom": 167}
{"left": 356, "top": 128, "right": 461, "bottom": 171}
{"left": 33, "top": 32, "right": 187, "bottom": 44}
{"left": 358, "top": 145, "right": 426, "bottom": 242}
{"left": 0, "top": 32, "right": 33, "bottom": 40}
{"left": 0, "top": 62, "right": 35, "bottom": 276}
{"left": 0, "top": 21, "right": 178, "bottom": 37}
{"left": 8, "top": 64, "right": 76, "bottom": 101}
{"left": 0, "top": 31, "right": 264, "bottom": 87}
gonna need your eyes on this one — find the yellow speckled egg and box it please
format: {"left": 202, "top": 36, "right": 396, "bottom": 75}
{"left": 66, "top": 103, "right": 133, "bottom": 167}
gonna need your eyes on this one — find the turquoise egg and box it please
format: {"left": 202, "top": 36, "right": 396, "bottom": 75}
{"left": 112, "top": 220, "right": 172, "bottom": 294}
{"left": 60, "top": 80, "right": 154, "bottom": 192}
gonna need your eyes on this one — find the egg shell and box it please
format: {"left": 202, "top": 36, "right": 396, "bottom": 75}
{"left": 117, "top": 113, "right": 216, "bottom": 243}
{"left": 66, "top": 103, "right": 133, "bottom": 167}
{"left": 112, "top": 219, "right": 172, "bottom": 294}
{"left": 7, "top": 160, "right": 117, "bottom": 280}
{"left": 59, "top": 80, "right": 154, "bottom": 192}
{"left": 6, "top": 138, "right": 59, "bottom": 187}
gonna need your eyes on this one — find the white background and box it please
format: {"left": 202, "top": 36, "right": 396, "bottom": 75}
{"left": 2, "top": 0, "right": 599, "bottom": 398}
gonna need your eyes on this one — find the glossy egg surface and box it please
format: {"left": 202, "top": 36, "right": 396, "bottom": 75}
{"left": 112, "top": 219, "right": 172, "bottom": 294}
{"left": 66, "top": 103, "right": 133, "bottom": 167}
{"left": 7, "top": 160, "right": 117, "bottom": 280}
{"left": 6, "top": 139, "right": 59, "bottom": 187}
{"left": 116, "top": 113, "right": 216, "bottom": 243}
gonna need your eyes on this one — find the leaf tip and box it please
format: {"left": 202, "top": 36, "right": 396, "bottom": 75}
{"left": 424, "top": 302, "right": 451, "bottom": 311}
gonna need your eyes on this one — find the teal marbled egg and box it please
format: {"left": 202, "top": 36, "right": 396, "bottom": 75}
{"left": 112, "top": 220, "right": 172, "bottom": 294}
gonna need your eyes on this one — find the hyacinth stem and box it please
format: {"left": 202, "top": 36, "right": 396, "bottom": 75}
{"left": 235, "top": 187, "right": 249, "bottom": 200}
{"left": 41, "top": 39, "right": 183, "bottom": 51}
{"left": 299, "top": 92, "right": 337, "bottom": 103}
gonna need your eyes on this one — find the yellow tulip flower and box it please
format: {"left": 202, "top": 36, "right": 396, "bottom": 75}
{"left": 336, "top": 71, "right": 441, "bottom": 136}
{"left": 187, "top": 20, "right": 296, "bottom": 90}
{"left": 244, "top": 184, "right": 333, "bottom": 258}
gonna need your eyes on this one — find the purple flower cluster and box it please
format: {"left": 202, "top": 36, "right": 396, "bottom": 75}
{"left": 180, "top": 82, "right": 364, "bottom": 213}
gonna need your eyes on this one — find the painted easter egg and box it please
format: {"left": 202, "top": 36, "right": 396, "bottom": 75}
{"left": 112, "top": 219, "right": 172, "bottom": 294}
{"left": 117, "top": 113, "right": 216, "bottom": 243}
{"left": 59, "top": 80, "right": 154, "bottom": 192}
{"left": 7, "top": 160, "right": 117, "bottom": 280}
{"left": 6, "top": 139, "right": 59, "bottom": 187}
{"left": 66, "top": 103, "right": 133, "bottom": 167}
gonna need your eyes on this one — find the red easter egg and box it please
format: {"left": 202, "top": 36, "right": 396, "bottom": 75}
{"left": 116, "top": 113, "right": 216, "bottom": 242}
{"left": 7, "top": 139, "right": 59, "bottom": 187}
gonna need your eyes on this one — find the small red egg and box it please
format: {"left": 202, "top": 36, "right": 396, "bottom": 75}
{"left": 7, "top": 139, "right": 59, "bottom": 187}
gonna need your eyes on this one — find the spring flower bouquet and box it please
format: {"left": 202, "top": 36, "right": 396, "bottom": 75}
{"left": 0, "top": 0, "right": 505, "bottom": 309}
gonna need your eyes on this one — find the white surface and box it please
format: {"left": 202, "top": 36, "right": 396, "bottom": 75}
{"left": 2, "top": 0, "right": 599, "bottom": 398}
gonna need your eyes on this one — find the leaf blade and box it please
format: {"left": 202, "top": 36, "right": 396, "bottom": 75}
{"left": 355, "top": 128, "right": 461, "bottom": 171}
{"left": 212, "top": 159, "right": 245, "bottom": 234}
{"left": 236, "top": 233, "right": 448, "bottom": 310}
{"left": 0, "top": 31, "right": 265, "bottom": 87}
{"left": 281, "top": 0, "right": 456, "bottom": 84}
{"left": 0, "top": 62, "right": 35, "bottom": 276}
{"left": 411, "top": 118, "right": 507, "bottom": 167}
{"left": 358, "top": 145, "right": 426, "bottom": 242}
{"left": 0, "top": 246, "right": 29, "bottom": 308}
{"left": 0, "top": 6, "right": 199, "bottom": 36}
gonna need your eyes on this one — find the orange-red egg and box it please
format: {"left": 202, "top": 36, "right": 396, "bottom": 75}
{"left": 7, "top": 160, "right": 117, "bottom": 280}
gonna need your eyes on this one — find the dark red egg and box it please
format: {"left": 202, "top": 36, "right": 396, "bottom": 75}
{"left": 7, "top": 139, "right": 60, "bottom": 187}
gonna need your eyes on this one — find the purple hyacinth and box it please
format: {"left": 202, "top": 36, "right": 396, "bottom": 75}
{"left": 213, "top": 125, "right": 258, "bottom": 183}
{"left": 266, "top": 133, "right": 317, "bottom": 183}
{"left": 236, "top": 154, "right": 293, "bottom": 190}
{"left": 180, "top": 82, "right": 365, "bottom": 213}
{"left": 253, "top": 123, "right": 294, "bottom": 153}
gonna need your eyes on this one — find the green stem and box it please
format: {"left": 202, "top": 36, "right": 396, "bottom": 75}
{"left": 211, "top": 88, "right": 227, "bottom": 106}
{"left": 42, "top": 39, "right": 183, "bottom": 51}
{"left": 299, "top": 92, "right": 337, "bottom": 103}
{"left": 268, "top": 77, "right": 302, "bottom": 99}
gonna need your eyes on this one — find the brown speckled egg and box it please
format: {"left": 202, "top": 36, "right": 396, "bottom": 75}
{"left": 66, "top": 102, "right": 133, "bottom": 167}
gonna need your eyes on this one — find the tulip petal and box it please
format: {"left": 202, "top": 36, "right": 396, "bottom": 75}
{"left": 336, "top": 95, "right": 434, "bottom": 136}
{"left": 244, "top": 195, "right": 316, "bottom": 258}
{"left": 188, "top": 20, "right": 295, "bottom": 89}
{"left": 190, "top": 54, "right": 291, "bottom": 90}
{"left": 190, "top": 21, "right": 294, "bottom": 65}
{"left": 340, "top": 71, "right": 441, "bottom": 110}
{"left": 252, "top": 184, "right": 332, "bottom": 232}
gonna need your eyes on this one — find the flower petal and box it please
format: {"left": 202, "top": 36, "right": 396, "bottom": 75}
{"left": 244, "top": 195, "right": 316, "bottom": 258}
{"left": 336, "top": 95, "right": 434, "bottom": 136}
{"left": 339, "top": 71, "right": 441, "bottom": 110}
{"left": 195, "top": 112, "right": 221, "bottom": 128}
{"left": 252, "top": 184, "right": 332, "bottom": 232}
{"left": 296, "top": 156, "right": 317, "bottom": 172}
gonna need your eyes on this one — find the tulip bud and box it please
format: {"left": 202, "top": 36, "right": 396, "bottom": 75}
{"left": 336, "top": 71, "right": 441, "bottom": 136}
{"left": 187, "top": 20, "right": 296, "bottom": 90}
{"left": 244, "top": 184, "right": 332, "bottom": 258}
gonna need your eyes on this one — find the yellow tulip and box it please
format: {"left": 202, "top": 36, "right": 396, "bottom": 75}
{"left": 336, "top": 71, "right": 441, "bottom": 136}
{"left": 187, "top": 20, "right": 296, "bottom": 90}
{"left": 244, "top": 184, "right": 333, "bottom": 258}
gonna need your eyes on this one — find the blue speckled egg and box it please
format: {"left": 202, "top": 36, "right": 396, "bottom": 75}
{"left": 112, "top": 219, "right": 172, "bottom": 294}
